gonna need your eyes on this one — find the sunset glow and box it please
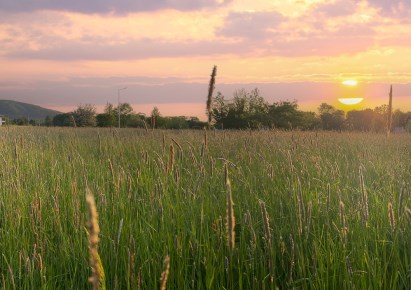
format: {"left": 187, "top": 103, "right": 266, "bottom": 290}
{"left": 342, "top": 80, "right": 358, "bottom": 86}
{"left": 0, "top": 0, "right": 410, "bottom": 117}
{"left": 338, "top": 98, "right": 364, "bottom": 105}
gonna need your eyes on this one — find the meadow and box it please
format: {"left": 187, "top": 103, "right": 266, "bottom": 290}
{"left": 0, "top": 127, "right": 410, "bottom": 289}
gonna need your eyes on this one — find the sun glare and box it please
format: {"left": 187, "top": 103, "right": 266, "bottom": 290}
{"left": 342, "top": 80, "right": 358, "bottom": 86}
{"left": 338, "top": 98, "right": 364, "bottom": 105}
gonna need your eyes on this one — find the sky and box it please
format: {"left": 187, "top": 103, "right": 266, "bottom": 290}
{"left": 1, "top": 0, "right": 411, "bottom": 119}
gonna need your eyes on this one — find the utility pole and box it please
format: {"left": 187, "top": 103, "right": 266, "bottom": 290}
{"left": 118, "top": 87, "right": 127, "bottom": 128}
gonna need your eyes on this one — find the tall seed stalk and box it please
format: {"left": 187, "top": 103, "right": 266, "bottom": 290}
{"left": 339, "top": 201, "right": 348, "bottom": 246}
{"left": 259, "top": 200, "right": 274, "bottom": 282}
{"left": 206, "top": 65, "right": 217, "bottom": 129}
{"left": 359, "top": 166, "right": 368, "bottom": 226}
{"left": 225, "top": 163, "right": 235, "bottom": 251}
{"left": 160, "top": 255, "right": 170, "bottom": 290}
{"left": 86, "top": 190, "right": 106, "bottom": 290}
{"left": 388, "top": 202, "right": 395, "bottom": 233}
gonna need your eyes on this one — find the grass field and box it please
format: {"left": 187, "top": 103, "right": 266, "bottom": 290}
{"left": 0, "top": 127, "right": 410, "bottom": 289}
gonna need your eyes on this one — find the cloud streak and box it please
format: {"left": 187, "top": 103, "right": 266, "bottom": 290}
{"left": 0, "top": 0, "right": 231, "bottom": 14}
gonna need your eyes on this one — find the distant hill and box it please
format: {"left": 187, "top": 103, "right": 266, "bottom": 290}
{"left": 0, "top": 100, "right": 61, "bottom": 120}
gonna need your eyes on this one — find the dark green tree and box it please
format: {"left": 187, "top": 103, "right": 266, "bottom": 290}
{"left": 44, "top": 116, "right": 53, "bottom": 127}
{"left": 72, "top": 104, "right": 96, "bottom": 127}
{"left": 212, "top": 89, "right": 268, "bottom": 129}
{"left": 97, "top": 103, "right": 116, "bottom": 127}
{"left": 96, "top": 114, "right": 113, "bottom": 127}
{"left": 114, "top": 103, "right": 134, "bottom": 127}
{"left": 53, "top": 113, "right": 73, "bottom": 127}
{"left": 13, "top": 117, "right": 29, "bottom": 126}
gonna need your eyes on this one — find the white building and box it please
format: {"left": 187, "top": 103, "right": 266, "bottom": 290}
{"left": 0, "top": 115, "right": 5, "bottom": 126}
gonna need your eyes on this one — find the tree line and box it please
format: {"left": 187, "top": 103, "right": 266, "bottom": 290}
{"left": 7, "top": 88, "right": 411, "bottom": 132}
{"left": 211, "top": 88, "right": 411, "bottom": 132}
{"left": 48, "top": 103, "right": 206, "bottom": 129}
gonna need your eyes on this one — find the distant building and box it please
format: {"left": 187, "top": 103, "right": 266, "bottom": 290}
{"left": 0, "top": 115, "right": 5, "bottom": 126}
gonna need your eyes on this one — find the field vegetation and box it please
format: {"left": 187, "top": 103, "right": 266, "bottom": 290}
{"left": 0, "top": 127, "right": 410, "bottom": 289}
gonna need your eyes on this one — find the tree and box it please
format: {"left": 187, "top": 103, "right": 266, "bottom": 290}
{"left": 96, "top": 114, "right": 114, "bottom": 127}
{"left": 211, "top": 92, "right": 229, "bottom": 128}
{"left": 298, "top": 111, "right": 322, "bottom": 130}
{"left": 392, "top": 109, "right": 409, "bottom": 128}
{"left": 151, "top": 107, "right": 161, "bottom": 129}
{"left": 346, "top": 109, "right": 378, "bottom": 131}
{"left": 53, "top": 113, "right": 73, "bottom": 127}
{"left": 187, "top": 117, "right": 207, "bottom": 129}
{"left": 127, "top": 114, "right": 146, "bottom": 128}
{"left": 268, "top": 101, "right": 297, "bottom": 129}
{"left": 372, "top": 105, "right": 388, "bottom": 132}
{"left": 406, "top": 119, "right": 411, "bottom": 133}
{"left": 13, "top": 117, "right": 29, "bottom": 126}
{"left": 318, "top": 103, "right": 345, "bottom": 130}
{"left": 72, "top": 104, "right": 97, "bottom": 127}
{"left": 96, "top": 103, "right": 116, "bottom": 127}
{"left": 44, "top": 116, "right": 53, "bottom": 127}
{"left": 212, "top": 89, "right": 268, "bottom": 129}
{"left": 114, "top": 103, "right": 134, "bottom": 127}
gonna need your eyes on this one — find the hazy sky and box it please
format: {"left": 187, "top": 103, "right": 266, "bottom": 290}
{"left": 1, "top": 0, "right": 410, "bottom": 118}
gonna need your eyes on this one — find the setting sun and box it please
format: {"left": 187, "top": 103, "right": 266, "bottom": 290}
{"left": 338, "top": 98, "right": 364, "bottom": 105}
{"left": 342, "top": 80, "right": 358, "bottom": 86}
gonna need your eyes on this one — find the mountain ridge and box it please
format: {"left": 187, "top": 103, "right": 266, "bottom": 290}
{"left": 0, "top": 100, "right": 61, "bottom": 120}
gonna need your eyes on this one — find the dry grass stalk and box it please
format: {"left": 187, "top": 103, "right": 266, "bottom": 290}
{"left": 306, "top": 201, "right": 312, "bottom": 237}
{"left": 86, "top": 190, "right": 106, "bottom": 290}
{"left": 289, "top": 234, "right": 294, "bottom": 283}
{"left": 151, "top": 114, "right": 156, "bottom": 130}
{"left": 225, "top": 166, "right": 235, "bottom": 250}
{"left": 297, "top": 178, "right": 306, "bottom": 218}
{"left": 97, "top": 131, "right": 102, "bottom": 153}
{"left": 398, "top": 182, "right": 406, "bottom": 217}
{"left": 128, "top": 249, "right": 136, "bottom": 288}
{"left": 14, "top": 139, "right": 19, "bottom": 159}
{"left": 359, "top": 167, "right": 369, "bottom": 226}
{"left": 160, "top": 255, "right": 170, "bottom": 290}
{"left": 171, "top": 138, "right": 183, "bottom": 161}
{"left": 326, "top": 183, "right": 331, "bottom": 212}
{"left": 169, "top": 144, "right": 175, "bottom": 172}
{"left": 108, "top": 159, "right": 115, "bottom": 182}
{"left": 224, "top": 162, "right": 229, "bottom": 185}
{"left": 259, "top": 200, "right": 272, "bottom": 245}
{"left": 70, "top": 114, "right": 77, "bottom": 127}
{"left": 339, "top": 201, "right": 348, "bottom": 246}
{"left": 297, "top": 196, "right": 303, "bottom": 236}
{"left": 297, "top": 178, "right": 305, "bottom": 236}
{"left": 388, "top": 202, "right": 395, "bottom": 232}
{"left": 206, "top": 65, "right": 217, "bottom": 128}
{"left": 405, "top": 207, "right": 411, "bottom": 223}
{"left": 162, "top": 132, "right": 166, "bottom": 155}
{"left": 143, "top": 119, "right": 149, "bottom": 132}
{"left": 204, "top": 129, "right": 208, "bottom": 150}
{"left": 259, "top": 200, "right": 274, "bottom": 282}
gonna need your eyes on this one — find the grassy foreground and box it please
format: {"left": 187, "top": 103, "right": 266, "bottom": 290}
{"left": 0, "top": 127, "right": 411, "bottom": 289}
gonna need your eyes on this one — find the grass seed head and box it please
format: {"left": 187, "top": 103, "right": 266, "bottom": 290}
{"left": 225, "top": 174, "right": 235, "bottom": 251}
{"left": 160, "top": 255, "right": 170, "bottom": 290}
{"left": 388, "top": 202, "right": 395, "bottom": 232}
{"left": 86, "top": 190, "right": 106, "bottom": 290}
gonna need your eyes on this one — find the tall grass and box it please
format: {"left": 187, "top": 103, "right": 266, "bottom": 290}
{"left": 0, "top": 127, "right": 410, "bottom": 289}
